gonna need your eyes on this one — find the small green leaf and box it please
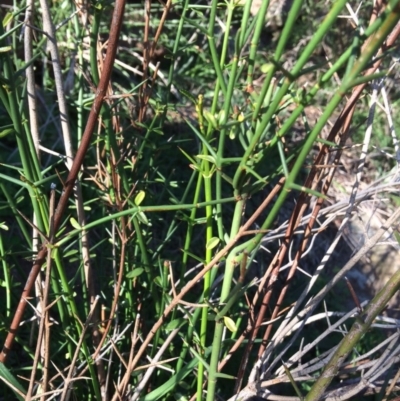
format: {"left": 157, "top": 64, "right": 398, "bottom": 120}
{"left": 64, "top": 249, "right": 78, "bottom": 257}
{"left": 70, "top": 217, "right": 81, "bottom": 230}
{"left": 223, "top": 316, "right": 237, "bottom": 332}
{"left": 2, "top": 12, "right": 13, "bottom": 27}
{"left": 0, "top": 128, "right": 15, "bottom": 138}
{"left": 217, "top": 109, "right": 226, "bottom": 126}
{"left": 260, "top": 62, "right": 273, "bottom": 73}
{"left": 206, "top": 237, "right": 220, "bottom": 250}
{"left": 196, "top": 154, "right": 216, "bottom": 164}
{"left": 0, "top": 222, "right": 9, "bottom": 231}
{"left": 203, "top": 110, "right": 218, "bottom": 129}
{"left": 154, "top": 276, "right": 163, "bottom": 287}
{"left": 224, "top": 233, "right": 230, "bottom": 244}
{"left": 134, "top": 190, "right": 145, "bottom": 206}
{"left": 137, "top": 211, "right": 149, "bottom": 225}
{"left": 229, "top": 124, "right": 239, "bottom": 139}
{"left": 126, "top": 267, "right": 144, "bottom": 279}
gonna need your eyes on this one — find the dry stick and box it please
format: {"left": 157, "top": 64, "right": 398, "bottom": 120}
{"left": 24, "top": 281, "right": 48, "bottom": 397}
{"left": 24, "top": 0, "right": 40, "bottom": 156}
{"left": 383, "top": 366, "right": 400, "bottom": 401}
{"left": 139, "top": 0, "right": 172, "bottom": 121}
{"left": 40, "top": 324, "right": 134, "bottom": 401}
{"left": 129, "top": 328, "right": 180, "bottom": 401}
{"left": 40, "top": 0, "right": 106, "bottom": 389}
{"left": 92, "top": 234, "right": 128, "bottom": 361}
{"left": 111, "top": 179, "right": 286, "bottom": 400}
{"left": 249, "top": 97, "right": 345, "bottom": 363}
{"left": 239, "top": 175, "right": 400, "bottom": 373}
{"left": 372, "top": 0, "right": 385, "bottom": 25}
{"left": 39, "top": 0, "right": 73, "bottom": 159}
{"left": 94, "top": 225, "right": 129, "bottom": 386}
{"left": 139, "top": 0, "right": 151, "bottom": 122}
{"left": 59, "top": 296, "right": 100, "bottom": 401}
{"left": 151, "top": 0, "right": 172, "bottom": 57}
{"left": 72, "top": 224, "right": 129, "bottom": 392}
{"left": 119, "top": 313, "right": 141, "bottom": 396}
{"left": 24, "top": 0, "right": 46, "bottom": 387}
{"left": 0, "top": 0, "right": 126, "bottom": 364}
{"left": 42, "top": 0, "right": 105, "bottom": 390}
{"left": 25, "top": 188, "right": 56, "bottom": 401}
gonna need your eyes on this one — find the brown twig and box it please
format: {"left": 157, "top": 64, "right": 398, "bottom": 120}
{"left": 345, "top": 277, "right": 363, "bottom": 313}
{"left": 138, "top": 0, "right": 172, "bottom": 122}
{"left": 59, "top": 296, "right": 100, "bottom": 401}
{"left": 0, "top": 0, "right": 126, "bottom": 364}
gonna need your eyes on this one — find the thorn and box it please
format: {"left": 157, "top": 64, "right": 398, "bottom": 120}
{"left": 345, "top": 276, "right": 362, "bottom": 313}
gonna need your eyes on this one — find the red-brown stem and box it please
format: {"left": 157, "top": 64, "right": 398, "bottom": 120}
{"left": 0, "top": 0, "right": 126, "bottom": 363}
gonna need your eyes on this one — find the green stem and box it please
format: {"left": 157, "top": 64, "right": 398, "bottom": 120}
{"left": 214, "top": 0, "right": 239, "bottom": 240}
{"left": 90, "top": 1, "right": 103, "bottom": 87}
{"left": 246, "top": 0, "right": 270, "bottom": 86}
{"left": 206, "top": 0, "right": 227, "bottom": 96}
{"left": 0, "top": 233, "right": 11, "bottom": 317}
{"left": 55, "top": 196, "right": 236, "bottom": 247}
{"left": 234, "top": 0, "right": 348, "bottom": 191}
{"left": 197, "top": 145, "right": 214, "bottom": 401}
